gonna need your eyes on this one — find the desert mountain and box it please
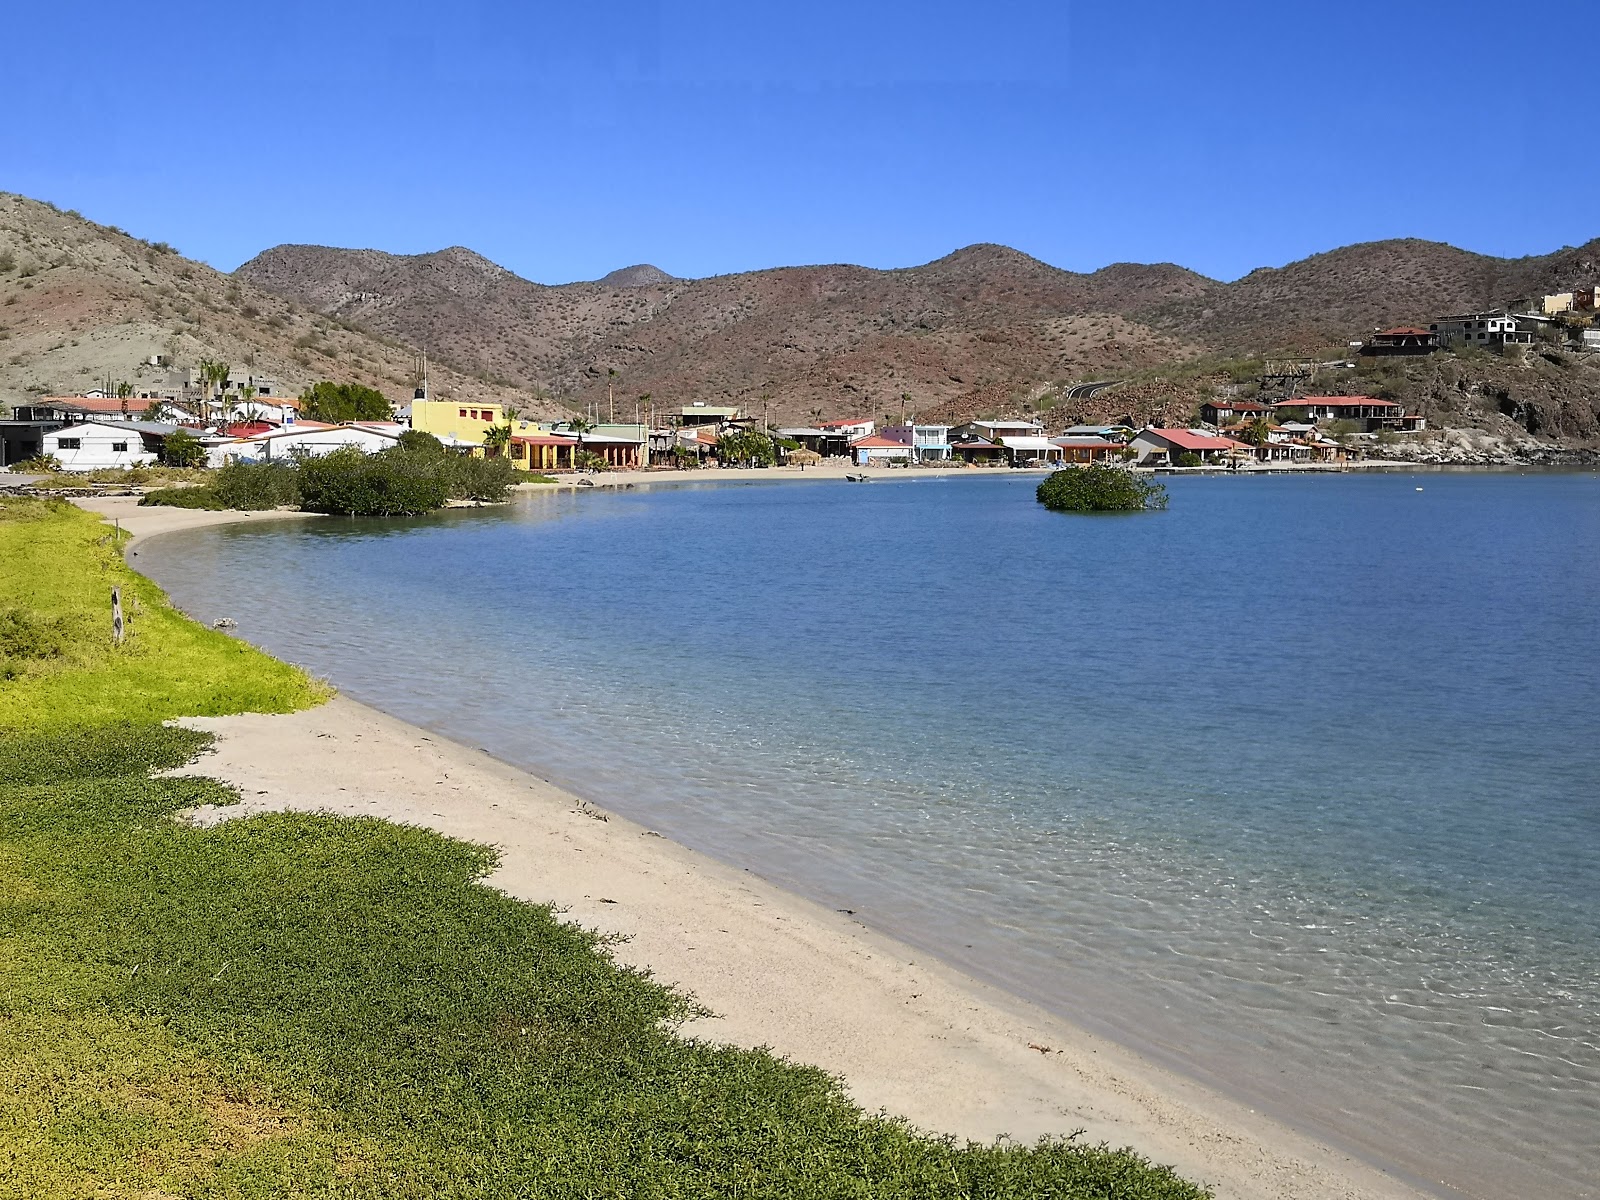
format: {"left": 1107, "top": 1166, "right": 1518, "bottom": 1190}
{"left": 237, "top": 233, "right": 1600, "bottom": 429}
{"left": 0, "top": 196, "right": 563, "bottom": 418}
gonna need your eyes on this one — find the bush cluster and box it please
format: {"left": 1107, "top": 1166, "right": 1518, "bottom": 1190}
{"left": 140, "top": 442, "right": 519, "bottom": 518}
{"left": 1036, "top": 465, "right": 1168, "bottom": 513}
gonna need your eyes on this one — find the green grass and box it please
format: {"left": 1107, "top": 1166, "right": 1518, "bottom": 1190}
{"left": 0, "top": 497, "right": 1211, "bottom": 1198}
{"left": 0, "top": 497, "right": 326, "bottom": 726}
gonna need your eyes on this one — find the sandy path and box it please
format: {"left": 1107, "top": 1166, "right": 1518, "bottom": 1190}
{"left": 171, "top": 699, "right": 1431, "bottom": 1200}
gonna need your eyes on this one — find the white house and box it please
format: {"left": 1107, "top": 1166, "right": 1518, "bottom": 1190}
{"left": 821, "top": 417, "right": 875, "bottom": 440}
{"left": 229, "top": 424, "right": 401, "bottom": 464}
{"left": 42, "top": 421, "right": 173, "bottom": 471}
{"left": 849, "top": 434, "right": 912, "bottom": 465}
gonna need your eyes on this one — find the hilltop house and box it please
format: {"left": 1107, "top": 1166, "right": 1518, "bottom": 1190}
{"left": 41, "top": 420, "right": 176, "bottom": 471}
{"left": 1128, "top": 428, "right": 1247, "bottom": 466}
{"left": 1429, "top": 312, "right": 1533, "bottom": 349}
{"left": 1271, "top": 397, "right": 1424, "bottom": 432}
{"left": 1198, "top": 399, "right": 1271, "bottom": 425}
{"left": 1360, "top": 327, "right": 1441, "bottom": 356}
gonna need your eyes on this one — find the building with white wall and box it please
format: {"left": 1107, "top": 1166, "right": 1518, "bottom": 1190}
{"left": 42, "top": 421, "right": 173, "bottom": 471}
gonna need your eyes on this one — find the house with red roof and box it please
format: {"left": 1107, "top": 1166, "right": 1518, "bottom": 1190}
{"left": 1128, "top": 428, "right": 1248, "bottom": 466}
{"left": 849, "top": 434, "right": 912, "bottom": 465}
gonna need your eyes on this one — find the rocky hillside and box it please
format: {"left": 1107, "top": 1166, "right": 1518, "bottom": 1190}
{"left": 237, "top": 232, "right": 1600, "bottom": 430}
{"left": 0, "top": 196, "right": 560, "bottom": 418}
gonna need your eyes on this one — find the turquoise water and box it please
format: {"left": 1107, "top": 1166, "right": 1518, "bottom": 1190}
{"left": 141, "top": 472, "right": 1600, "bottom": 1199}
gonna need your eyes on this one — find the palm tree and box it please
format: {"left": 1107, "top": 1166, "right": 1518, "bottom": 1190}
{"left": 809, "top": 407, "right": 824, "bottom": 427}
{"left": 196, "top": 358, "right": 229, "bottom": 425}
{"left": 606, "top": 367, "right": 617, "bottom": 423}
{"left": 484, "top": 423, "right": 512, "bottom": 460}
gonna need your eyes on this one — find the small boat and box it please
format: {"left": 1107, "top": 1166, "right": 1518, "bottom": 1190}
{"left": 845, "top": 473, "right": 871, "bottom": 482}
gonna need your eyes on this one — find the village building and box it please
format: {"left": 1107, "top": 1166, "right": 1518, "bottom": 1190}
{"left": 41, "top": 420, "right": 176, "bottom": 471}
{"left": 229, "top": 424, "right": 402, "bottom": 464}
{"left": 950, "top": 437, "right": 1005, "bottom": 464}
{"left": 1061, "top": 425, "right": 1132, "bottom": 441}
{"left": 409, "top": 399, "right": 501, "bottom": 450}
{"left": 1428, "top": 312, "right": 1533, "bottom": 349}
{"left": 676, "top": 403, "right": 742, "bottom": 427}
{"left": 15, "top": 396, "right": 155, "bottom": 424}
{"left": 1050, "top": 436, "right": 1124, "bottom": 464}
{"left": 819, "top": 417, "right": 875, "bottom": 440}
{"left": 1271, "top": 397, "right": 1425, "bottom": 432}
{"left": 1359, "top": 327, "right": 1441, "bottom": 356}
{"left": 849, "top": 434, "right": 913, "bottom": 465}
{"left": 1198, "top": 399, "right": 1271, "bottom": 425}
{"left": 1128, "top": 428, "right": 1247, "bottom": 466}
{"left": 948, "top": 419, "right": 1044, "bottom": 443}
{"left": 880, "top": 424, "right": 953, "bottom": 462}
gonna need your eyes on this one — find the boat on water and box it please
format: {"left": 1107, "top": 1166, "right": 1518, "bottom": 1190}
{"left": 845, "top": 473, "right": 871, "bottom": 482}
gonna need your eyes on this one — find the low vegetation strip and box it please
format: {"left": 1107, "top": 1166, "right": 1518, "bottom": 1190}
{"left": 0, "top": 497, "right": 325, "bottom": 726}
{"left": 0, "top": 498, "right": 1210, "bottom": 1198}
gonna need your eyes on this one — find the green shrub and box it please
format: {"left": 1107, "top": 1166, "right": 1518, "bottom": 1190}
{"left": 1174, "top": 452, "right": 1203, "bottom": 468}
{"left": 298, "top": 446, "right": 446, "bottom": 516}
{"left": 1036, "top": 465, "right": 1168, "bottom": 513}
{"left": 160, "top": 429, "right": 205, "bottom": 467}
{"left": 212, "top": 460, "right": 300, "bottom": 510}
{"left": 0, "top": 606, "right": 76, "bottom": 679}
{"left": 437, "top": 451, "right": 518, "bottom": 501}
{"left": 138, "top": 486, "right": 225, "bottom": 510}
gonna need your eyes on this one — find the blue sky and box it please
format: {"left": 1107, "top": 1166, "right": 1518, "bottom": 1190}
{"left": 4, "top": 1, "right": 1593, "bottom": 283}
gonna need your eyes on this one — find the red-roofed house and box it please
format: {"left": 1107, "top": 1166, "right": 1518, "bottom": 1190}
{"left": 1273, "top": 397, "right": 1424, "bottom": 432}
{"left": 16, "top": 396, "right": 153, "bottom": 423}
{"left": 1129, "top": 428, "right": 1248, "bottom": 466}
{"left": 821, "top": 417, "right": 875, "bottom": 440}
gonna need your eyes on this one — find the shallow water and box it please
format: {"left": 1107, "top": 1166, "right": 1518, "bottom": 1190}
{"left": 141, "top": 471, "right": 1600, "bottom": 1199}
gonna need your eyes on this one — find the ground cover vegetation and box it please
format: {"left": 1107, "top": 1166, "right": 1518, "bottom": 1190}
{"left": 1036, "top": 465, "right": 1169, "bottom": 513}
{"left": 0, "top": 496, "right": 1211, "bottom": 1198}
{"left": 139, "top": 436, "right": 520, "bottom": 517}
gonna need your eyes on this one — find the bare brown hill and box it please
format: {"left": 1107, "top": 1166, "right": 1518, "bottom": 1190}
{"left": 0, "top": 197, "right": 560, "bottom": 418}
{"left": 236, "top": 233, "right": 1599, "bottom": 429}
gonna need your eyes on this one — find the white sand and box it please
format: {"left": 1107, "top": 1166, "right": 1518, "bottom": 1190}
{"left": 82, "top": 496, "right": 1435, "bottom": 1200}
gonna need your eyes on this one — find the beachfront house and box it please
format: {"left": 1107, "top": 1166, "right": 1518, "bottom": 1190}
{"left": 1050, "top": 436, "right": 1125, "bottom": 464}
{"left": 409, "top": 399, "right": 503, "bottom": 452}
{"left": 1128, "top": 428, "right": 1247, "bottom": 466}
{"left": 228, "top": 424, "right": 402, "bottom": 464}
{"left": 820, "top": 417, "right": 875, "bottom": 441}
{"left": 880, "top": 424, "right": 953, "bottom": 462}
{"left": 849, "top": 434, "right": 913, "bottom": 465}
{"left": 950, "top": 437, "right": 1005, "bottom": 464}
{"left": 41, "top": 420, "right": 174, "bottom": 471}
{"left": 1061, "top": 425, "right": 1132, "bottom": 441}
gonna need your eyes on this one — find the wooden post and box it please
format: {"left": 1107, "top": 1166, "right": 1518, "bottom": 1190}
{"left": 111, "top": 586, "right": 124, "bottom": 646}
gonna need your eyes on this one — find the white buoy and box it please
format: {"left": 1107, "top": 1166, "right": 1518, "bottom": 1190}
{"left": 1415, "top": 487, "right": 1424, "bottom": 492}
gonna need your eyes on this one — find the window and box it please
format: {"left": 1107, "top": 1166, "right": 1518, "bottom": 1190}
{"left": 111, "top": 442, "right": 128, "bottom": 452}
{"left": 459, "top": 408, "right": 468, "bottom": 417}
{"left": 58, "top": 438, "right": 82, "bottom": 449}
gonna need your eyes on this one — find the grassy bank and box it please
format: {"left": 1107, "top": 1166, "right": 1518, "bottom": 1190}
{"left": 0, "top": 498, "right": 1210, "bottom": 1198}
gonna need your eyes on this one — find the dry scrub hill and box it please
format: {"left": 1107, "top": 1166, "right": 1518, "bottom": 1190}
{"left": 236, "top": 243, "right": 1206, "bottom": 425}
{"left": 0, "top": 195, "right": 560, "bottom": 418}
{"left": 238, "top": 233, "right": 1600, "bottom": 429}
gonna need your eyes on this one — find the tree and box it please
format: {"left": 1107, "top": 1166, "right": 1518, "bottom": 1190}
{"left": 1036, "top": 465, "right": 1167, "bottom": 513}
{"left": 716, "top": 429, "right": 776, "bottom": 468}
{"left": 809, "top": 407, "right": 824, "bottom": 426}
{"left": 1175, "top": 451, "right": 1203, "bottom": 468}
{"left": 161, "top": 429, "right": 205, "bottom": 467}
{"left": 567, "top": 415, "right": 592, "bottom": 434}
{"left": 196, "top": 357, "right": 230, "bottom": 424}
{"left": 299, "top": 381, "right": 391, "bottom": 423}
{"left": 483, "top": 423, "right": 512, "bottom": 459}
{"left": 146, "top": 398, "right": 175, "bottom": 423}
{"left": 1240, "top": 418, "right": 1273, "bottom": 447}
{"left": 115, "top": 380, "right": 133, "bottom": 399}
{"left": 606, "top": 367, "right": 617, "bottom": 423}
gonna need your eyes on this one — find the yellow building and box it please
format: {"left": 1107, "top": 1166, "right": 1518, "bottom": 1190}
{"left": 409, "top": 399, "right": 503, "bottom": 451}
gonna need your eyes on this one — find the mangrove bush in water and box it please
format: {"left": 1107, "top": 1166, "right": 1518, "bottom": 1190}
{"left": 1036, "top": 464, "right": 1168, "bottom": 513}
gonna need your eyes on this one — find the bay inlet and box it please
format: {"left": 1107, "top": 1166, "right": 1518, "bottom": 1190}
{"left": 139, "top": 470, "right": 1600, "bottom": 1200}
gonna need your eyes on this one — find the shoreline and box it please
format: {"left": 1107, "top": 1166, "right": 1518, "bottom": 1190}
{"left": 77, "top": 493, "right": 1438, "bottom": 1200}
{"left": 173, "top": 696, "right": 1433, "bottom": 1200}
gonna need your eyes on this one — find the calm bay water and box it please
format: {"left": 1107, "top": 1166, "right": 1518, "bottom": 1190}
{"left": 141, "top": 471, "right": 1600, "bottom": 1199}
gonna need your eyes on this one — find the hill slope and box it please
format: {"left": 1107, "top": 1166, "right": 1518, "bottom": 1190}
{"left": 236, "top": 233, "right": 1600, "bottom": 428}
{"left": 0, "top": 197, "right": 559, "bottom": 418}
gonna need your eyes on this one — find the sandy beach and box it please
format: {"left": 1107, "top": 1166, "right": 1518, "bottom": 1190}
{"left": 77, "top": 494, "right": 1436, "bottom": 1200}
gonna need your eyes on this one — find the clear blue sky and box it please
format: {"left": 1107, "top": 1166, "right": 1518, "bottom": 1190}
{"left": 5, "top": 1, "right": 1593, "bottom": 284}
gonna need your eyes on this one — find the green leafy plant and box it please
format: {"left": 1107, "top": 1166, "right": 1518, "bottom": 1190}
{"left": 161, "top": 429, "right": 205, "bottom": 467}
{"left": 1036, "top": 465, "right": 1168, "bottom": 513}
